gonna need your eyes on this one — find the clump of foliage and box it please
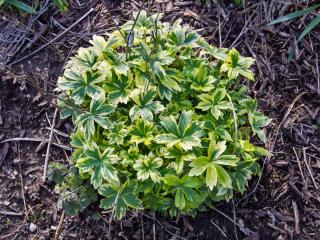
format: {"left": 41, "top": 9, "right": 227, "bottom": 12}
{"left": 52, "top": 11, "right": 270, "bottom": 219}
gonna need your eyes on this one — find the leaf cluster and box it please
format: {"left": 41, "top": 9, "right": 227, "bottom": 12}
{"left": 54, "top": 11, "right": 270, "bottom": 219}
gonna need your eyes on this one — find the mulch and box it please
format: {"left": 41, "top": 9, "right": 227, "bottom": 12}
{"left": 0, "top": 0, "right": 319, "bottom": 239}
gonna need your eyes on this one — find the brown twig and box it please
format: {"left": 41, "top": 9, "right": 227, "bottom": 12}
{"left": 54, "top": 211, "right": 65, "bottom": 240}
{"left": 302, "top": 147, "right": 318, "bottom": 189}
{"left": 17, "top": 143, "right": 28, "bottom": 219}
{"left": 292, "top": 200, "right": 300, "bottom": 234}
{"left": 212, "top": 207, "right": 253, "bottom": 234}
{"left": 0, "top": 137, "right": 72, "bottom": 151}
{"left": 0, "top": 211, "right": 23, "bottom": 216}
{"left": 292, "top": 147, "right": 306, "bottom": 184}
{"left": 9, "top": 8, "right": 95, "bottom": 66}
{"left": 42, "top": 108, "right": 58, "bottom": 182}
{"left": 210, "top": 219, "right": 227, "bottom": 238}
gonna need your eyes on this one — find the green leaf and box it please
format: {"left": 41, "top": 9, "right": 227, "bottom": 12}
{"left": 298, "top": 15, "right": 320, "bottom": 42}
{"left": 104, "top": 122, "right": 128, "bottom": 145}
{"left": 76, "top": 99, "right": 115, "bottom": 138}
{"left": 269, "top": 4, "right": 320, "bottom": 25}
{"left": 248, "top": 111, "right": 271, "bottom": 142}
{"left": 58, "top": 70, "right": 105, "bottom": 104}
{"left": 175, "top": 188, "right": 186, "bottom": 209}
{"left": 156, "top": 111, "right": 204, "bottom": 150}
{"left": 119, "top": 146, "right": 140, "bottom": 167}
{"left": 129, "top": 119, "right": 156, "bottom": 145}
{"left": 7, "top": 0, "right": 37, "bottom": 14}
{"left": 53, "top": 0, "right": 68, "bottom": 12}
{"left": 197, "top": 89, "right": 231, "bottom": 120}
{"left": 206, "top": 164, "right": 218, "bottom": 190}
{"left": 215, "top": 165, "right": 232, "bottom": 188}
{"left": 198, "top": 38, "right": 228, "bottom": 60}
{"left": 99, "top": 181, "right": 142, "bottom": 220}
{"left": 133, "top": 152, "right": 163, "bottom": 182}
{"left": 76, "top": 143, "right": 119, "bottom": 189}
{"left": 106, "top": 72, "right": 132, "bottom": 104}
{"left": 130, "top": 88, "right": 165, "bottom": 121}
{"left": 220, "top": 49, "right": 255, "bottom": 80}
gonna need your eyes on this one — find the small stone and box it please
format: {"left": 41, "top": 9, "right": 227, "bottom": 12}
{"left": 29, "top": 223, "right": 37, "bottom": 232}
{"left": 13, "top": 159, "right": 20, "bottom": 165}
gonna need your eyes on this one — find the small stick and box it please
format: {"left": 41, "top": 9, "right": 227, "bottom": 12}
{"left": 0, "top": 137, "right": 72, "bottom": 151}
{"left": 10, "top": 8, "right": 94, "bottom": 65}
{"left": 0, "top": 211, "right": 23, "bottom": 216}
{"left": 302, "top": 148, "right": 318, "bottom": 189}
{"left": 210, "top": 219, "right": 227, "bottom": 238}
{"left": 277, "top": 92, "right": 306, "bottom": 132}
{"left": 140, "top": 214, "right": 145, "bottom": 240}
{"left": 232, "top": 200, "right": 239, "bottom": 240}
{"left": 292, "top": 200, "right": 300, "bottom": 234}
{"left": 54, "top": 211, "right": 65, "bottom": 240}
{"left": 43, "top": 108, "right": 58, "bottom": 182}
{"left": 152, "top": 212, "right": 156, "bottom": 240}
{"left": 292, "top": 147, "right": 306, "bottom": 184}
{"left": 212, "top": 207, "right": 253, "bottom": 234}
{"left": 17, "top": 143, "right": 28, "bottom": 219}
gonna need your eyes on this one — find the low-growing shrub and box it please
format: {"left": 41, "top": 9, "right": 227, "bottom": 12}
{"left": 52, "top": 11, "right": 270, "bottom": 219}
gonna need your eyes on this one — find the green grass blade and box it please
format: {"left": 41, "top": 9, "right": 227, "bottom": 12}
{"left": 298, "top": 15, "right": 320, "bottom": 41}
{"left": 53, "top": 0, "right": 69, "bottom": 13}
{"left": 0, "top": 0, "right": 5, "bottom": 7}
{"left": 269, "top": 4, "right": 320, "bottom": 25}
{"left": 7, "top": 0, "right": 37, "bottom": 14}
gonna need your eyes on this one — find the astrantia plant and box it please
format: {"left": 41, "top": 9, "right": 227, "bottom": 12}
{"left": 52, "top": 11, "right": 271, "bottom": 219}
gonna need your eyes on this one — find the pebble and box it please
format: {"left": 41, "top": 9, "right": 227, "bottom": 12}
{"left": 29, "top": 223, "right": 37, "bottom": 233}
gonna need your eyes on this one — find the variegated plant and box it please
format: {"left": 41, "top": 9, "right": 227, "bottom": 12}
{"left": 52, "top": 11, "right": 270, "bottom": 219}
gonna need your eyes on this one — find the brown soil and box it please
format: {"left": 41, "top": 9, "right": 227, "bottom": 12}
{"left": 0, "top": 0, "right": 320, "bottom": 239}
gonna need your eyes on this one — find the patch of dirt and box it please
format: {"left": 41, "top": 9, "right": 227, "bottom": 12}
{"left": 0, "top": 0, "right": 320, "bottom": 239}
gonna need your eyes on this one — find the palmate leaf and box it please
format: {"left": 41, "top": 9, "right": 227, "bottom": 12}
{"left": 103, "top": 50, "right": 129, "bottom": 76}
{"left": 197, "top": 88, "right": 231, "bottom": 120}
{"left": 163, "top": 175, "right": 201, "bottom": 210}
{"left": 164, "top": 146, "right": 196, "bottom": 174}
{"left": 129, "top": 88, "right": 165, "bottom": 121}
{"left": 90, "top": 35, "right": 122, "bottom": 56}
{"left": 106, "top": 72, "right": 132, "bottom": 104}
{"left": 133, "top": 152, "right": 163, "bottom": 183}
{"left": 99, "top": 181, "right": 142, "bottom": 220}
{"left": 104, "top": 122, "right": 128, "bottom": 145}
{"left": 155, "top": 111, "right": 204, "bottom": 151}
{"left": 66, "top": 48, "right": 98, "bottom": 71}
{"left": 189, "top": 64, "right": 216, "bottom": 92}
{"left": 119, "top": 146, "right": 140, "bottom": 167}
{"left": 58, "top": 70, "right": 105, "bottom": 104}
{"left": 168, "top": 24, "right": 200, "bottom": 47}
{"left": 198, "top": 38, "right": 228, "bottom": 60}
{"left": 129, "top": 119, "right": 156, "bottom": 145}
{"left": 76, "top": 142, "right": 120, "bottom": 189}
{"left": 220, "top": 48, "right": 255, "bottom": 80}
{"left": 76, "top": 99, "right": 115, "bottom": 139}
{"left": 230, "top": 162, "right": 261, "bottom": 193}
{"left": 248, "top": 111, "right": 271, "bottom": 142}
{"left": 189, "top": 141, "right": 239, "bottom": 190}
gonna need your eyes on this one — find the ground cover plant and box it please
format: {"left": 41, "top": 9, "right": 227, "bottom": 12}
{"left": 51, "top": 10, "right": 270, "bottom": 220}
